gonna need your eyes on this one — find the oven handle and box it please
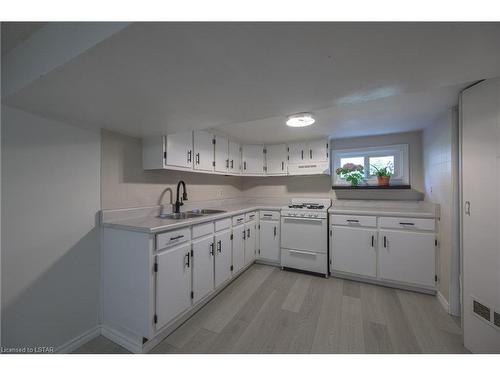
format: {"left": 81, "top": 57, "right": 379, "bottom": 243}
{"left": 283, "top": 217, "right": 324, "bottom": 222}
{"left": 289, "top": 249, "right": 317, "bottom": 257}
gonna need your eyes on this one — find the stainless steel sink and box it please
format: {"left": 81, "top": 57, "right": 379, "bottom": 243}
{"left": 157, "top": 212, "right": 204, "bottom": 220}
{"left": 189, "top": 209, "right": 227, "bottom": 215}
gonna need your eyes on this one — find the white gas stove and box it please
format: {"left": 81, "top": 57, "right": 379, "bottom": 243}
{"left": 280, "top": 198, "right": 331, "bottom": 277}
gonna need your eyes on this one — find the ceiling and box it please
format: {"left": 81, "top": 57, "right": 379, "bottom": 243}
{"left": 1, "top": 22, "right": 46, "bottom": 54}
{"left": 2, "top": 22, "right": 500, "bottom": 141}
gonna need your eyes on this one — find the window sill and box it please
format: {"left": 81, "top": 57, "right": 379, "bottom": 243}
{"left": 332, "top": 184, "right": 411, "bottom": 190}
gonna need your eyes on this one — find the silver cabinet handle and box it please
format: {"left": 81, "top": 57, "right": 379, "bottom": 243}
{"left": 465, "top": 201, "right": 471, "bottom": 216}
{"left": 289, "top": 249, "right": 316, "bottom": 257}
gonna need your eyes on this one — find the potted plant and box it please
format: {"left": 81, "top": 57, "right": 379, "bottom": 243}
{"left": 336, "top": 163, "right": 364, "bottom": 186}
{"left": 371, "top": 163, "right": 393, "bottom": 186}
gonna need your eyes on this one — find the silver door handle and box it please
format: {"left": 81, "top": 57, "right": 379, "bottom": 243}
{"left": 465, "top": 201, "right": 471, "bottom": 216}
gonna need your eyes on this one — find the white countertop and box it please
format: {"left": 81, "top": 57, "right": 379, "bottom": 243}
{"left": 101, "top": 202, "right": 283, "bottom": 234}
{"left": 328, "top": 200, "right": 437, "bottom": 219}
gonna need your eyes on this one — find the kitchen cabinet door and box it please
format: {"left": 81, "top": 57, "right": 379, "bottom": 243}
{"left": 378, "top": 230, "right": 435, "bottom": 287}
{"left": 192, "top": 235, "right": 215, "bottom": 304}
{"left": 165, "top": 132, "right": 193, "bottom": 169}
{"left": 241, "top": 144, "right": 265, "bottom": 175}
{"left": 288, "top": 142, "right": 306, "bottom": 164}
{"left": 331, "top": 226, "right": 377, "bottom": 277}
{"left": 155, "top": 242, "right": 192, "bottom": 329}
{"left": 193, "top": 130, "right": 214, "bottom": 172}
{"left": 214, "top": 135, "right": 229, "bottom": 173}
{"left": 259, "top": 220, "right": 280, "bottom": 262}
{"left": 215, "top": 229, "right": 232, "bottom": 288}
{"left": 244, "top": 221, "right": 256, "bottom": 265}
{"left": 228, "top": 141, "right": 241, "bottom": 174}
{"left": 232, "top": 224, "right": 245, "bottom": 273}
{"left": 308, "top": 139, "right": 329, "bottom": 162}
{"left": 266, "top": 144, "right": 287, "bottom": 175}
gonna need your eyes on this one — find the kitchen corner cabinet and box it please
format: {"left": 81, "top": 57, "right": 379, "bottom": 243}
{"left": 156, "top": 242, "right": 192, "bottom": 329}
{"left": 241, "top": 144, "right": 265, "bottom": 175}
{"left": 193, "top": 130, "right": 215, "bottom": 172}
{"left": 265, "top": 144, "right": 287, "bottom": 175}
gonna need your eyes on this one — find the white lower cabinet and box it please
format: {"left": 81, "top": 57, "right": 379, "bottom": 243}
{"left": 155, "top": 242, "right": 192, "bottom": 329}
{"left": 378, "top": 230, "right": 436, "bottom": 288}
{"left": 232, "top": 224, "right": 245, "bottom": 273}
{"left": 192, "top": 235, "right": 215, "bottom": 304}
{"left": 214, "top": 229, "right": 232, "bottom": 288}
{"left": 244, "top": 221, "right": 256, "bottom": 265}
{"left": 259, "top": 220, "right": 280, "bottom": 262}
{"left": 331, "top": 226, "right": 377, "bottom": 278}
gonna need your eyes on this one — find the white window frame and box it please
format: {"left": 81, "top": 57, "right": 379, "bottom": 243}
{"left": 332, "top": 144, "right": 409, "bottom": 186}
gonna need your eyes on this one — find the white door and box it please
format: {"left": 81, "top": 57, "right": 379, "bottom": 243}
{"left": 331, "top": 226, "right": 377, "bottom": 277}
{"left": 193, "top": 130, "right": 214, "bottom": 172}
{"left": 461, "top": 78, "right": 500, "bottom": 353}
{"left": 156, "top": 242, "right": 192, "bottom": 329}
{"left": 232, "top": 224, "right": 245, "bottom": 273}
{"left": 214, "top": 135, "right": 229, "bottom": 173}
{"left": 165, "top": 132, "right": 193, "bottom": 169}
{"left": 215, "top": 229, "right": 232, "bottom": 288}
{"left": 245, "top": 221, "right": 256, "bottom": 265}
{"left": 288, "top": 142, "right": 305, "bottom": 164}
{"left": 266, "top": 144, "right": 287, "bottom": 175}
{"left": 259, "top": 220, "right": 280, "bottom": 262}
{"left": 308, "top": 139, "right": 329, "bottom": 162}
{"left": 241, "top": 144, "right": 265, "bottom": 175}
{"left": 378, "top": 230, "right": 435, "bottom": 287}
{"left": 228, "top": 141, "right": 241, "bottom": 174}
{"left": 192, "top": 235, "right": 214, "bottom": 304}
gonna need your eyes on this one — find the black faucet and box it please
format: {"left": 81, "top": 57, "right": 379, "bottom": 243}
{"left": 174, "top": 180, "right": 188, "bottom": 213}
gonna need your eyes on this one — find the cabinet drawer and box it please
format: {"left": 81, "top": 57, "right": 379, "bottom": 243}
{"left": 379, "top": 217, "right": 435, "bottom": 231}
{"left": 232, "top": 214, "right": 245, "bottom": 226}
{"left": 156, "top": 227, "right": 191, "bottom": 250}
{"left": 214, "top": 217, "right": 231, "bottom": 232}
{"left": 245, "top": 211, "right": 257, "bottom": 222}
{"left": 281, "top": 249, "right": 327, "bottom": 275}
{"left": 260, "top": 210, "right": 280, "bottom": 220}
{"left": 192, "top": 221, "right": 214, "bottom": 238}
{"left": 331, "top": 214, "right": 377, "bottom": 227}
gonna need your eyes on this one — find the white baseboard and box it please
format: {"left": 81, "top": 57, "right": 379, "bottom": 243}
{"left": 437, "top": 291, "right": 450, "bottom": 314}
{"left": 100, "top": 325, "right": 143, "bottom": 353}
{"left": 56, "top": 325, "right": 101, "bottom": 353}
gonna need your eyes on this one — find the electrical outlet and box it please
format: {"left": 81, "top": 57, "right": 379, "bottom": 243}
{"left": 217, "top": 190, "right": 223, "bottom": 198}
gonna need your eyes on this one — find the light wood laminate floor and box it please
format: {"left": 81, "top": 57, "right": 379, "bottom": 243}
{"left": 74, "top": 264, "right": 467, "bottom": 354}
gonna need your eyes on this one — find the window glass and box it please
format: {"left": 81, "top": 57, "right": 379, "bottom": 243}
{"left": 369, "top": 155, "right": 394, "bottom": 175}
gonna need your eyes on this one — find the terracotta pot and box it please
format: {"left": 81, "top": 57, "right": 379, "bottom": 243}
{"left": 377, "top": 175, "right": 391, "bottom": 186}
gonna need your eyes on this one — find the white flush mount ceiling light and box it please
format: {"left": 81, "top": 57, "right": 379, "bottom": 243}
{"left": 286, "top": 112, "right": 315, "bottom": 127}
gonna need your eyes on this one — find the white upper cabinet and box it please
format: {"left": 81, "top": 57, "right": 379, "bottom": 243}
{"left": 288, "top": 142, "right": 306, "bottom": 164}
{"left": 228, "top": 141, "right": 241, "bottom": 174}
{"left": 241, "top": 144, "right": 265, "bottom": 175}
{"left": 265, "top": 144, "right": 287, "bottom": 175}
{"left": 308, "top": 139, "right": 329, "bottom": 162}
{"left": 193, "top": 130, "right": 214, "bottom": 172}
{"left": 166, "top": 132, "right": 193, "bottom": 169}
{"left": 214, "top": 135, "right": 229, "bottom": 173}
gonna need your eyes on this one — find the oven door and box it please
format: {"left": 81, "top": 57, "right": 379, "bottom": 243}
{"left": 280, "top": 216, "right": 327, "bottom": 253}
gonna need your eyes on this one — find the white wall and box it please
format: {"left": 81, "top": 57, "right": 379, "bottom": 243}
{"left": 423, "top": 108, "right": 460, "bottom": 314}
{"left": 1, "top": 106, "right": 101, "bottom": 351}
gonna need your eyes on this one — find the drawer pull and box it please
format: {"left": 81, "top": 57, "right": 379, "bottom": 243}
{"left": 249, "top": 215, "right": 255, "bottom": 219}
{"left": 263, "top": 214, "right": 273, "bottom": 217}
{"left": 346, "top": 219, "right": 359, "bottom": 223}
{"left": 237, "top": 218, "right": 243, "bottom": 222}
{"left": 399, "top": 222, "right": 415, "bottom": 226}
{"left": 290, "top": 250, "right": 316, "bottom": 257}
{"left": 170, "top": 235, "right": 184, "bottom": 241}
